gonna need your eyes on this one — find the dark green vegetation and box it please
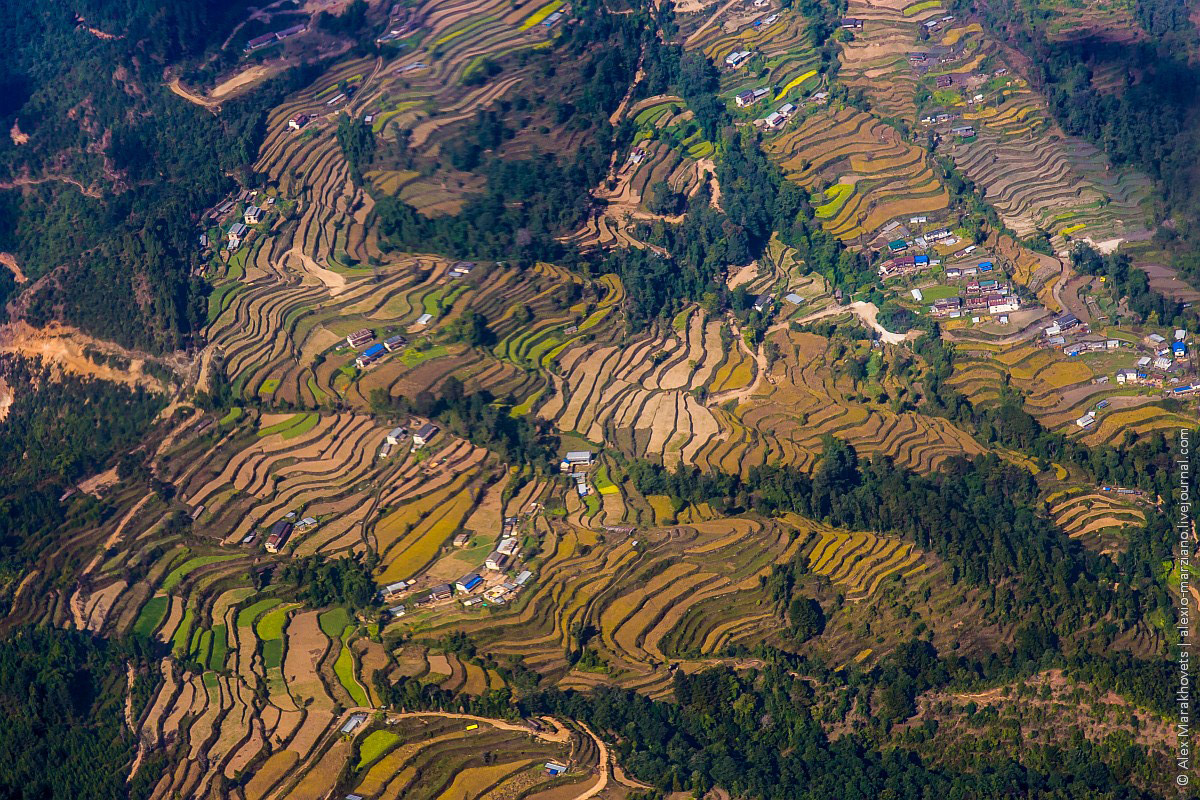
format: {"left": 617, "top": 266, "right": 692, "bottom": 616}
{"left": 0, "top": 627, "right": 162, "bottom": 800}
{"left": 372, "top": 643, "right": 1168, "bottom": 799}
{"left": 0, "top": 0, "right": 322, "bottom": 351}
{"left": 279, "top": 554, "right": 379, "bottom": 612}
{"left": 0, "top": 356, "right": 165, "bottom": 581}
{"left": 629, "top": 439, "right": 1153, "bottom": 639}
{"left": 1071, "top": 244, "right": 1186, "bottom": 328}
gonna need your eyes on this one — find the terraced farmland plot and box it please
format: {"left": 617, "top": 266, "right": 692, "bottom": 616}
{"left": 695, "top": 9, "right": 821, "bottom": 103}
{"left": 764, "top": 107, "right": 951, "bottom": 244}
{"left": 173, "top": 411, "right": 394, "bottom": 548}
{"left": 415, "top": 517, "right": 807, "bottom": 697}
{"left": 537, "top": 310, "right": 730, "bottom": 467}
{"left": 806, "top": 531, "right": 927, "bottom": 600}
{"left": 1048, "top": 488, "right": 1147, "bottom": 556}
{"left": 946, "top": 128, "right": 1154, "bottom": 246}
{"left": 339, "top": 714, "right": 592, "bottom": 800}
{"left": 371, "top": 438, "right": 500, "bottom": 583}
{"left": 720, "top": 330, "right": 984, "bottom": 475}
{"left": 948, "top": 339, "right": 1194, "bottom": 441}
{"left": 569, "top": 110, "right": 714, "bottom": 253}
{"left": 837, "top": 0, "right": 946, "bottom": 123}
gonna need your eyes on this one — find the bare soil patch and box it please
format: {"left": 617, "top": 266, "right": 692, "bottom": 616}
{"left": 0, "top": 321, "right": 171, "bottom": 391}
{"left": 212, "top": 65, "right": 274, "bottom": 99}
{"left": 0, "top": 252, "right": 27, "bottom": 282}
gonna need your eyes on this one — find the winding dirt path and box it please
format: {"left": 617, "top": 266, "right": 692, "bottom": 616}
{"left": 797, "top": 301, "right": 917, "bottom": 345}
{"left": 684, "top": 0, "right": 741, "bottom": 44}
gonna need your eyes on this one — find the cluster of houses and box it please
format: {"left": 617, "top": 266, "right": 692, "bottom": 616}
{"left": 920, "top": 14, "right": 956, "bottom": 33}
{"left": 206, "top": 190, "right": 276, "bottom": 251}
{"left": 244, "top": 22, "right": 307, "bottom": 53}
{"left": 1043, "top": 318, "right": 1195, "bottom": 393}
{"left": 375, "top": 4, "right": 426, "bottom": 43}
{"left": 877, "top": 253, "right": 934, "bottom": 279}
{"left": 378, "top": 421, "right": 436, "bottom": 457}
{"left": 944, "top": 260, "right": 998, "bottom": 279}
{"left": 347, "top": 328, "right": 410, "bottom": 369}
{"left": 759, "top": 102, "right": 797, "bottom": 130}
{"left": 880, "top": 224, "right": 956, "bottom": 255}
{"left": 449, "top": 261, "right": 475, "bottom": 279}
{"left": 380, "top": 516, "right": 536, "bottom": 617}
{"left": 377, "top": 421, "right": 438, "bottom": 458}
{"left": 559, "top": 450, "right": 595, "bottom": 496}
{"left": 920, "top": 111, "right": 956, "bottom": 126}
{"left": 931, "top": 288, "right": 1019, "bottom": 318}
{"left": 841, "top": 17, "right": 864, "bottom": 30}
{"left": 906, "top": 43, "right": 968, "bottom": 74}
{"left": 240, "top": 511, "right": 319, "bottom": 552}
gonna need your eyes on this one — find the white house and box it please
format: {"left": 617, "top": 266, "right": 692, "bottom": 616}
{"left": 724, "top": 50, "right": 752, "bottom": 68}
{"left": 227, "top": 222, "right": 248, "bottom": 250}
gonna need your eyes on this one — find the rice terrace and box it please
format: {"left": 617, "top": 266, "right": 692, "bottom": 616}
{"left": 0, "top": 0, "right": 1195, "bottom": 798}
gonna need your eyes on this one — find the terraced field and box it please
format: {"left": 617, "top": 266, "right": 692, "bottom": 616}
{"left": 764, "top": 107, "right": 952, "bottom": 243}
{"left": 730, "top": 330, "right": 985, "bottom": 473}
{"left": 1046, "top": 487, "right": 1148, "bottom": 557}
{"left": 410, "top": 516, "right": 807, "bottom": 698}
{"left": 948, "top": 338, "right": 1193, "bottom": 442}
{"left": 299, "top": 713, "right": 598, "bottom": 800}
{"left": 837, "top": 0, "right": 946, "bottom": 122}
{"left": 806, "top": 530, "right": 927, "bottom": 600}
{"left": 692, "top": 6, "right": 822, "bottom": 105}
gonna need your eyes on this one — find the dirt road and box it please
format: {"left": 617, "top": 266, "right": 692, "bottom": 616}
{"left": 684, "top": 0, "right": 740, "bottom": 43}
{"left": 797, "top": 300, "right": 917, "bottom": 344}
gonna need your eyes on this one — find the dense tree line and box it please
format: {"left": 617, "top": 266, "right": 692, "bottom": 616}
{"left": 628, "top": 440, "right": 1143, "bottom": 639}
{"left": 1070, "top": 243, "right": 1186, "bottom": 328}
{"left": 915, "top": 333, "right": 1187, "bottom": 610}
{"left": 0, "top": 356, "right": 165, "bottom": 579}
{"left": 0, "top": 627, "right": 165, "bottom": 800}
{"left": 370, "top": 646, "right": 1168, "bottom": 799}
{"left": 336, "top": 111, "right": 376, "bottom": 186}
{"left": 278, "top": 554, "right": 379, "bottom": 612}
